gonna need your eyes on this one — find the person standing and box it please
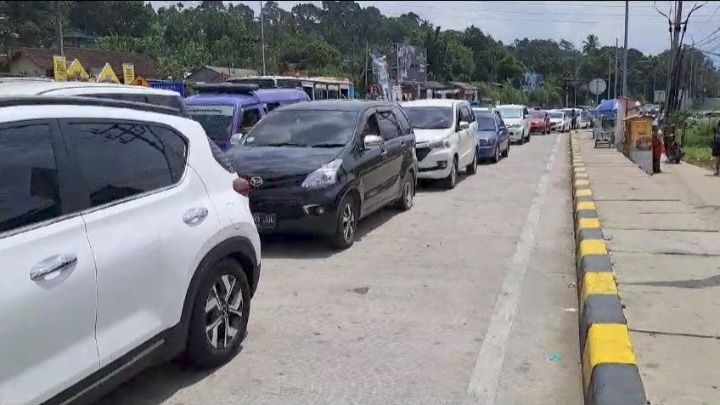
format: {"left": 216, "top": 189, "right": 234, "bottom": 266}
{"left": 713, "top": 121, "right": 720, "bottom": 176}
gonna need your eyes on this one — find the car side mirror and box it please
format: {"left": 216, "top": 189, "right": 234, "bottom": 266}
{"left": 230, "top": 133, "right": 244, "bottom": 145}
{"left": 458, "top": 121, "right": 470, "bottom": 130}
{"left": 363, "top": 134, "right": 383, "bottom": 150}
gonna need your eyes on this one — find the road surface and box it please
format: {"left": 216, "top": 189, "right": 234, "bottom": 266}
{"left": 99, "top": 132, "right": 582, "bottom": 405}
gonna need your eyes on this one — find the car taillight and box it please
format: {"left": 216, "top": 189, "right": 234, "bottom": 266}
{"left": 232, "top": 178, "right": 250, "bottom": 197}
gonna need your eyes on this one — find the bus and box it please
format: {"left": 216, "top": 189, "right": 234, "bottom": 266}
{"left": 229, "top": 75, "right": 354, "bottom": 101}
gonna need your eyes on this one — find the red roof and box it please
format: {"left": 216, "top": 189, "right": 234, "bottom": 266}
{"left": 11, "top": 47, "right": 159, "bottom": 79}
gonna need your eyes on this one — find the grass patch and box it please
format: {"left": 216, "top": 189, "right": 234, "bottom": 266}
{"left": 683, "top": 146, "right": 715, "bottom": 169}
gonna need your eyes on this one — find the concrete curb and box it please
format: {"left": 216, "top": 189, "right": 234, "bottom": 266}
{"left": 569, "top": 133, "right": 647, "bottom": 405}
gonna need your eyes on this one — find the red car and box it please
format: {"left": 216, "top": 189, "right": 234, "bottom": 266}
{"left": 528, "top": 110, "right": 551, "bottom": 134}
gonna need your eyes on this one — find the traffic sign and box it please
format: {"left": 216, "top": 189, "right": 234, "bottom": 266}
{"left": 53, "top": 56, "right": 67, "bottom": 81}
{"left": 589, "top": 79, "right": 607, "bottom": 95}
{"left": 66, "top": 59, "right": 89, "bottom": 81}
{"left": 122, "top": 63, "right": 135, "bottom": 85}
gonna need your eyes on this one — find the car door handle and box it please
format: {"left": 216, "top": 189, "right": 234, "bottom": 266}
{"left": 183, "top": 207, "right": 209, "bottom": 226}
{"left": 30, "top": 254, "right": 77, "bottom": 281}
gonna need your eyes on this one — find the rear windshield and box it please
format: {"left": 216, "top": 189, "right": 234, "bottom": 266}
{"left": 497, "top": 107, "right": 522, "bottom": 119}
{"left": 403, "top": 107, "right": 453, "bottom": 129}
{"left": 187, "top": 105, "right": 235, "bottom": 141}
{"left": 529, "top": 110, "right": 545, "bottom": 118}
{"left": 243, "top": 110, "right": 356, "bottom": 148}
{"left": 476, "top": 114, "right": 496, "bottom": 131}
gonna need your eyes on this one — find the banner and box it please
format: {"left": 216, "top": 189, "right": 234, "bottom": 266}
{"left": 396, "top": 44, "right": 426, "bottom": 83}
{"left": 122, "top": 63, "right": 135, "bottom": 85}
{"left": 96, "top": 63, "right": 120, "bottom": 83}
{"left": 53, "top": 56, "right": 67, "bottom": 81}
{"left": 370, "top": 53, "right": 391, "bottom": 100}
{"left": 66, "top": 59, "right": 89, "bottom": 81}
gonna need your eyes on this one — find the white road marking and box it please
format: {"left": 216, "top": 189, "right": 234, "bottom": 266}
{"left": 467, "top": 134, "right": 563, "bottom": 403}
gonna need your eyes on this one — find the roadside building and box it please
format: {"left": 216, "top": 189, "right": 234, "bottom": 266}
{"left": 7, "top": 47, "right": 158, "bottom": 79}
{"left": 186, "top": 66, "right": 258, "bottom": 83}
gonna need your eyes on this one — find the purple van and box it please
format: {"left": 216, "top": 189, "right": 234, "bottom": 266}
{"left": 185, "top": 84, "right": 310, "bottom": 150}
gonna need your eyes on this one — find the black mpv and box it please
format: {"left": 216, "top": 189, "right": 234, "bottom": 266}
{"left": 226, "top": 100, "right": 417, "bottom": 249}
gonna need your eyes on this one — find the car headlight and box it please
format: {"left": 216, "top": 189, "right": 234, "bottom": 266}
{"left": 477, "top": 137, "right": 496, "bottom": 146}
{"left": 427, "top": 138, "right": 451, "bottom": 149}
{"left": 508, "top": 123, "right": 521, "bottom": 128}
{"left": 301, "top": 158, "right": 342, "bottom": 189}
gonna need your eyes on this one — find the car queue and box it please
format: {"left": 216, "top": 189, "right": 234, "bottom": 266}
{"left": 0, "top": 79, "right": 574, "bottom": 405}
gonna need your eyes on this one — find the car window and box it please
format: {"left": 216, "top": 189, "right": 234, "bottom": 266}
{"left": 0, "top": 123, "right": 61, "bottom": 233}
{"left": 523, "top": 108, "right": 529, "bottom": 116}
{"left": 495, "top": 112, "right": 506, "bottom": 127}
{"left": 69, "top": 121, "right": 187, "bottom": 208}
{"left": 459, "top": 106, "right": 473, "bottom": 123}
{"left": 187, "top": 104, "right": 235, "bottom": 141}
{"left": 403, "top": 106, "right": 453, "bottom": 129}
{"left": 376, "top": 110, "right": 401, "bottom": 141}
{"left": 240, "top": 107, "right": 262, "bottom": 131}
{"left": 361, "top": 114, "right": 380, "bottom": 136}
{"left": 476, "top": 114, "right": 496, "bottom": 131}
{"left": 393, "top": 107, "right": 412, "bottom": 135}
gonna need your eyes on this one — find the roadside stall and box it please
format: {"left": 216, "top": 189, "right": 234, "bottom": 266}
{"left": 623, "top": 114, "right": 655, "bottom": 174}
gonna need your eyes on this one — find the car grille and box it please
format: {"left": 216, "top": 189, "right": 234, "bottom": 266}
{"left": 416, "top": 147, "right": 431, "bottom": 161}
{"left": 245, "top": 173, "right": 307, "bottom": 189}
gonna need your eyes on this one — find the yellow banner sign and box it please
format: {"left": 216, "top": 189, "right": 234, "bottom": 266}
{"left": 131, "top": 75, "right": 149, "bottom": 87}
{"left": 96, "top": 62, "right": 120, "bottom": 83}
{"left": 122, "top": 63, "right": 135, "bottom": 85}
{"left": 53, "top": 56, "right": 67, "bottom": 81}
{"left": 66, "top": 59, "right": 90, "bottom": 81}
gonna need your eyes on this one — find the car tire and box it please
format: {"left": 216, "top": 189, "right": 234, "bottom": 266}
{"left": 526, "top": 131, "right": 531, "bottom": 143}
{"left": 492, "top": 144, "right": 500, "bottom": 163}
{"left": 187, "top": 258, "right": 250, "bottom": 369}
{"left": 396, "top": 172, "right": 415, "bottom": 211}
{"left": 502, "top": 141, "right": 510, "bottom": 157}
{"left": 441, "top": 156, "right": 458, "bottom": 189}
{"left": 331, "top": 194, "right": 358, "bottom": 250}
{"left": 466, "top": 151, "right": 478, "bottom": 174}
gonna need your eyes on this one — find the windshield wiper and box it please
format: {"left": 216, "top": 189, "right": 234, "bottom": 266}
{"left": 311, "top": 143, "right": 346, "bottom": 148}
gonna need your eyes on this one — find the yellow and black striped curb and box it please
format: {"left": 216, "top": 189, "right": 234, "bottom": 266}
{"left": 569, "top": 134, "right": 647, "bottom": 405}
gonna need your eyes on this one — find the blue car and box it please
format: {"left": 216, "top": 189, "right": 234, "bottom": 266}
{"left": 473, "top": 110, "right": 510, "bottom": 163}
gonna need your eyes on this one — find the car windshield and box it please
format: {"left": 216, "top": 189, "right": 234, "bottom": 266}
{"left": 498, "top": 107, "right": 522, "bottom": 119}
{"left": 476, "top": 115, "right": 496, "bottom": 131}
{"left": 550, "top": 112, "right": 564, "bottom": 119}
{"left": 529, "top": 111, "right": 545, "bottom": 118}
{"left": 187, "top": 105, "right": 235, "bottom": 141}
{"left": 243, "top": 110, "right": 355, "bottom": 147}
{"left": 403, "top": 107, "right": 453, "bottom": 129}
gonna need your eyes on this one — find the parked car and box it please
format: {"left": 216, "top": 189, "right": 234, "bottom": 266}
{"left": 579, "top": 110, "right": 592, "bottom": 129}
{"left": 528, "top": 109, "right": 551, "bottom": 134}
{"left": 549, "top": 110, "right": 571, "bottom": 132}
{"left": 0, "top": 97, "right": 261, "bottom": 404}
{"left": 496, "top": 104, "right": 531, "bottom": 144}
{"left": 185, "top": 84, "right": 310, "bottom": 150}
{"left": 226, "top": 100, "right": 416, "bottom": 249}
{"left": 475, "top": 110, "right": 510, "bottom": 163}
{"left": 401, "top": 99, "right": 478, "bottom": 188}
{"left": 0, "top": 81, "right": 186, "bottom": 111}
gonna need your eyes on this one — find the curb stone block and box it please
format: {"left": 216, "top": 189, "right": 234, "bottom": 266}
{"left": 569, "top": 135, "right": 647, "bottom": 405}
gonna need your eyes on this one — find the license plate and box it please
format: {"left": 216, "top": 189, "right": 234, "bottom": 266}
{"left": 253, "top": 213, "right": 277, "bottom": 229}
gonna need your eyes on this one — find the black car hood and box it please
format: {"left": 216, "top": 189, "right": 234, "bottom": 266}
{"left": 226, "top": 145, "right": 342, "bottom": 177}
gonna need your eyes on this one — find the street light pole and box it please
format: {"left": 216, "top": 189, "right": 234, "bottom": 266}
{"left": 621, "top": 0, "right": 629, "bottom": 97}
{"left": 260, "top": 0, "right": 266, "bottom": 76}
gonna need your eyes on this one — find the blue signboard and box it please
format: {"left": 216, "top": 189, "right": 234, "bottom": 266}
{"left": 149, "top": 80, "right": 186, "bottom": 97}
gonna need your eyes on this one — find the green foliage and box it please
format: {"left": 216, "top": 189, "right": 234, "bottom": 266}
{"left": 684, "top": 120, "right": 715, "bottom": 148}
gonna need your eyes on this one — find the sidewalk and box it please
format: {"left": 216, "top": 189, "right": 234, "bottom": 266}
{"left": 574, "top": 130, "right": 720, "bottom": 405}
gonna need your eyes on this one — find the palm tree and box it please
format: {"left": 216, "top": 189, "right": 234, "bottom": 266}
{"left": 582, "top": 34, "right": 599, "bottom": 55}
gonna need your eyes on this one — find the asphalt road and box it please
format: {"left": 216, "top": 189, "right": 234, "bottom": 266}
{"left": 98, "top": 131, "right": 583, "bottom": 405}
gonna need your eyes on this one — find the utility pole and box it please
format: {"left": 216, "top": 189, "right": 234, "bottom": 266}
{"left": 259, "top": 0, "right": 266, "bottom": 76}
{"left": 364, "top": 39, "right": 369, "bottom": 96}
{"left": 614, "top": 38, "right": 619, "bottom": 98}
{"left": 56, "top": 2, "right": 64, "bottom": 56}
{"left": 608, "top": 54, "right": 612, "bottom": 100}
{"left": 621, "top": 0, "right": 629, "bottom": 97}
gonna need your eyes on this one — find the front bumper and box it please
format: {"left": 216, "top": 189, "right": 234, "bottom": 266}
{"left": 415, "top": 146, "right": 453, "bottom": 179}
{"left": 476, "top": 143, "right": 498, "bottom": 158}
{"left": 249, "top": 185, "right": 341, "bottom": 236}
{"left": 530, "top": 124, "right": 546, "bottom": 133}
{"left": 508, "top": 128, "right": 523, "bottom": 141}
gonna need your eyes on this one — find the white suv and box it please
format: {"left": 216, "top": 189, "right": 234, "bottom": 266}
{"left": 0, "top": 81, "right": 186, "bottom": 111}
{"left": 0, "top": 97, "right": 261, "bottom": 404}
{"left": 401, "top": 99, "right": 478, "bottom": 189}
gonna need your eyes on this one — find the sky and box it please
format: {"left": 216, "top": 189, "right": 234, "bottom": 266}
{"left": 150, "top": 1, "right": 720, "bottom": 57}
